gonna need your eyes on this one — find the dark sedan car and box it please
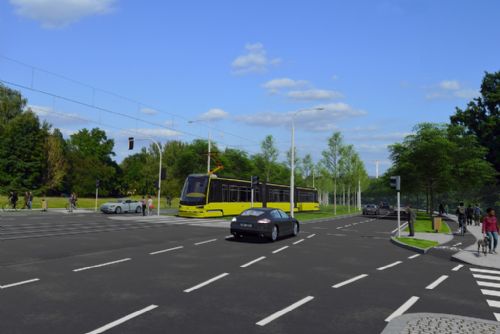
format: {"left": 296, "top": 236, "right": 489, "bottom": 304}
{"left": 230, "top": 208, "right": 300, "bottom": 242}
{"left": 362, "top": 204, "right": 378, "bottom": 216}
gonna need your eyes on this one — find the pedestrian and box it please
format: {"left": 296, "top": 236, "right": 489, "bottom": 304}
{"left": 456, "top": 202, "right": 466, "bottom": 235}
{"left": 41, "top": 194, "right": 48, "bottom": 212}
{"left": 167, "top": 195, "right": 172, "bottom": 207}
{"left": 141, "top": 196, "right": 146, "bottom": 216}
{"left": 444, "top": 204, "right": 449, "bottom": 215}
{"left": 466, "top": 204, "right": 474, "bottom": 226}
{"left": 439, "top": 203, "right": 445, "bottom": 216}
{"left": 406, "top": 204, "right": 416, "bottom": 237}
{"left": 482, "top": 208, "right": 498, "bottom": 254}
{"left": 473, "top": 204, "right": 482, "bottom": 226}
{"left": 147, "top": 195, "right": 153, "bottom": 216}
{"left": 68, "top": 194, "right": 74, "bottom": 212}
{"left": 12, "top": 191, "right": 18, "bottom": 209}
{"left": 27, "top": 191, "right": 33, "bottom": 210}
{"left": 23, "top": 191, "right": 29, "bottom": 209}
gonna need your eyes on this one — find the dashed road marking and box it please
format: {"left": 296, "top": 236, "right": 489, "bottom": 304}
{"left": 272, "top": 246, "right": 289, "bottom": 254}
{"left": 1, "top": 278, "right": 40, "bottom": 289}
{"left": 451, "top": 264, "right": 464, "bottom": 271}
{"left": 471, "top": 268, "right": 500, "bottom": 275}
{"left": 307, "top": 234, "right": 316, "bottom": 239}
{"left": 194, "top": 238, "right": 217, "bottom": 246}
{"left": 452, "top": 242, "right": 462, "bottom": 247}
{"left": 225, "top": 235, "right": 233, "bottom": 239}
{"left": 183, "top": 273, "right": 229, "bottom": 293}
{"left": 84, "top": 304, "right": 158, "bottom": 334}
{"left": 385, "top": 296, "right": 420, "bottom": 322}
{"left": 73, "top": 258, "right": 131, "bottom": 272}
{"left": 425, "top": 275, "right": 449, "bottom": 290}
{"left": 293, "top": 239, "right": 305, "bottom": 245}
{"left": 377, "top": 261, "right": 403, "bottom": 271}
{"left": 256, "top": 296, "right": 314, "bottom": 326}
{"left": 241, "top": 256, "right": 266, "bottom": 268}
{"left": 408, "top": 254, "right": 420, "bottom": 259}
{"left": 332, "top": 274, "right": 368, "bottom": 288}
{"left": 149, "top": 246, "right": 183, "bottom": 255}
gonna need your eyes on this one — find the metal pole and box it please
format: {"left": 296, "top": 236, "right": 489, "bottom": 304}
{"left": 251, "top": 187, "right": 254, "bottom": 208}
{"left": 397, "top": 191, "right": 401, "bottom": 237}
{"left": 358, "top": 179, "right": 361, "bottom": 210}
{"left": 156, "top": 142, "right": 162, "bottom": 216}
{"left": 312, "top": 168, "right": 315, "bottom": 188}
{"left": 95, "top": 187, "right": 98, "bottom": 212}
{"left": 207, "top": 129, "right": 211, "bottom": 174}
{"left": 290, "top": 118, "right": 295, "bottom": 218}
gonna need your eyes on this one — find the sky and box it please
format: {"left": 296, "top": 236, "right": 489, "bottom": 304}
{"left": 1, "top": 0, "right": 499, "bottom": 176}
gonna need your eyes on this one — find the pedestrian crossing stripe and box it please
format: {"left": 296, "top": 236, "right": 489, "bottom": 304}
{"left": 470, "top": 268, "right": 500, "bottom": 322}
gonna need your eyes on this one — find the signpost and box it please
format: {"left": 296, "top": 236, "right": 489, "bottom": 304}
{"left": 390, "top": 176, "right": 401, "bottom": 237}
{"left": 251, "top": 176, "right": 259, "bottom": 208}
{"left": 95, "top": 179, "right": 100, "bottom": 212}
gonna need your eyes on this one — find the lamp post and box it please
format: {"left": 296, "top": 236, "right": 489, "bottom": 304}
{"left": 290, "top": 107, "right": 324, "bottom": 218}
{"left": 188, "top": 120, "right": 211, "bottom": 173}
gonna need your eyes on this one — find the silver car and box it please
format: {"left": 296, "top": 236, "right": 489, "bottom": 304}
{"left": 100, "top": 199, "right": 142, "bottom": 214}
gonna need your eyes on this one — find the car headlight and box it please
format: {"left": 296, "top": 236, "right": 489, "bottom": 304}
{"left": 257, "top": 218, "right": 271, "bottom": 224}
{"left": 231, "top": 217, "right": 237, "bottom": 222}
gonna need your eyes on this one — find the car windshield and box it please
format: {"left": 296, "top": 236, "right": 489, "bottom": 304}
{"left": 240, "top": 209, "right": 265, "bottom": 217}
{"left": 180, "top": 175, "right": 209, "bottom": 205}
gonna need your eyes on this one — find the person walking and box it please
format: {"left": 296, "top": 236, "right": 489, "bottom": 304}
{"left": 466, "top": 204, "right": 474, "bottom": 226}
{"left": 482, "top": 208, "right": 498, "bottom": 254}
{"left": 406, "top": 204, "right": 416, "bottom": 237}
{"left": 473, "top": 204, "right": 482, "bottom": 226}
{"left": 141, "top": 196, "right": 146, "bottom": 216}
{"left": 456, "top": 202, "right": 467, "bottom": 235}
{"left": 23, "top": 191, "right": 29, "bottom": 209}
{"left": 27, "top": 191, "right": 33, "bottom": 210}
{"left": 147, "top": 195, "right": 153, "bottom": 216}
{"left": 444, "top": 204, "right": 449, "bottom": 215}
{"left": 68, "top": 194, "right": 74, "bottom": 212}
{"left": 439, "top": 203, "right": 445, "bottom": 216}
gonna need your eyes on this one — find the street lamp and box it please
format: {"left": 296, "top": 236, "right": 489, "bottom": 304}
{"left": 290, "top": 107, "right": 324, "bottom": 218}
{"left": 188, "top": 119, "right": 211, "bottom": 174}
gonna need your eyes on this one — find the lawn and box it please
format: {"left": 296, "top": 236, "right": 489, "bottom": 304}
{"left": 404, "top": 217, "right": 451, "bottom": 234}
{"left": 0, "top": 195, "right": 179, "bottom": 210}
{"left": 396, "top": 237, "right": 439, "bottom": 249}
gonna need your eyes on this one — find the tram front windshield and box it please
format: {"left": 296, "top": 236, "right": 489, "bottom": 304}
{"left": 180, "top": 175, "right": 209, "bottom": 205}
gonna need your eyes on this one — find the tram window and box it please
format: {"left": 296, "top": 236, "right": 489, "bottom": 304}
{"left": 229, "top": 185, "right": 238, "bottom": 202}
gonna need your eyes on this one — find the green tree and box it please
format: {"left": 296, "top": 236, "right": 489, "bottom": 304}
{"left": 259, "top": 135, "right": 279, "bottom": 182}
{"left": 321, "top": 132, "right": 344, "bottom": 214}
{"left": 43, "top": 128, "right": 69, "bottom": 194}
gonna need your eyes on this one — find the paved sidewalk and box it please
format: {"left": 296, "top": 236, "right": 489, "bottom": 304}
{"left": 450, "top": 217, "right": 500, "bottom": 269}
{"left": 411, "top": 232, "right": 453, "bottom": 244}
{"left": 381, "top": 313, "right": 500, "bottom": 334}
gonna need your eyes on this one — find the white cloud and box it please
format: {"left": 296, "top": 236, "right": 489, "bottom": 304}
{"left": 236, "top": 103, "right": 366, "bottom": 132}
{"left": 439, "top": 80, "right": 461, "bottom": 90}
{"left": 10, "top": 0, "right": 115, "bottom": 28}
{"left": 198, "top": 108, "right": 229, "bottom": 122}
{"left": 453, "top": 89, "right": 479, "bottom": 99}
{"left": 29, "top": 104, "right": 90, "bottom": 125}
{"left": 140, "top": 108, "right": 158, "bottom": 115}
{"left": 287, "top": 89, "right": 343, "bottom": 101}
{"left": 262, "top": 78, "right": 308, "bottom": 94}
{"left": 231, "top": 43, "right": 281, "bottom": 74}
{"left": 127, "top": 128, "right": 182, "bottom": 139}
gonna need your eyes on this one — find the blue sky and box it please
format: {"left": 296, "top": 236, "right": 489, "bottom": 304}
{"left": 1, "top": 0, "right": 499, "bottom": 176}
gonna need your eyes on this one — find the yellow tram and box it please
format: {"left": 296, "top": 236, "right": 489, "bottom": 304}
{"left": 178, "top": 174, "right": 320, "bottom": 218}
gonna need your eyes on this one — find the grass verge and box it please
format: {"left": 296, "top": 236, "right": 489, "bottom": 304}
{"left": 396, "top": 237, "right": 439, "bottom": 249}
{"left": 404, "top": 218, "right": 451, "bottom": 234}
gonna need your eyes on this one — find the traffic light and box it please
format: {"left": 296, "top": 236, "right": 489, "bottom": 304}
{"left": 95, "top": 179, "right": 100, "bottom": 188}
{"left": 390, "top": 176, "right": 401, "bottom": 191}
{"left": 128, "top": 137, "right": 134, "bottom": 150}
{"left": 161, "top": 168, "right": 167, "bottom": 180}
{"left": 251, "top": 176, "right": 259, "bottom": 188}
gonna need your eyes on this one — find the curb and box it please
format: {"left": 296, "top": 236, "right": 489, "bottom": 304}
{"left": 301, "top": 212, "right": 361, "bottom": 224}
{"left": 390, "top": 236, "right": 429, "bottom": 254}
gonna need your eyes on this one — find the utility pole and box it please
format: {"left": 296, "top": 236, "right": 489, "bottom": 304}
{"left": 290, "top": 117, "right": 295, "bottom": 217}
{"left": 390, "top": 176, "right": 401, "bottom": 237}
{"left": 375, "top": 160, "right": 380, "bottom": 179}
{"left": 95, "top": 179, "right": 99, "bottom": 212}
{"left": 207, "top": 129, "right": 211, "bottom": 174}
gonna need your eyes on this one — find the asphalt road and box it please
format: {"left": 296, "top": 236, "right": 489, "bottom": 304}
{"left": 0, "top": 211, "right": 496, "bottom": 333}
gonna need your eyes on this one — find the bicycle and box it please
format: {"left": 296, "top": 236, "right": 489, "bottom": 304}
{"left": 2, "top": 201, "right": 19, "bottom": 212}
{"left": 65, "top": 203, "right": 78, "bottom": 212}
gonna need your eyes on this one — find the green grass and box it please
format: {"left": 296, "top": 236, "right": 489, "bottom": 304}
{"left": 396, "top": 237, "right": 439, "bottom": 249}
{"left": 404, "top": 217, "right": 451, "bottom": 234}
{"left": 0, "top": 195, "right": 179, "bottom": 210}
{"left": 294, "top": 205, "right": 360, "bottom": 222}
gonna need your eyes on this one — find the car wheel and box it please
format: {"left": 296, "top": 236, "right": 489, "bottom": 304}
{"left": 270, "top": 225, "right": 279, "bottom": 242}
{"left": 135, "top": 206, "right": 141, "bottom": 213}
{"left": 115, "top": 207, "right": 122, "bottom": 214}
{"left": 292, "top": 222, "right": 299, "bottom": 236}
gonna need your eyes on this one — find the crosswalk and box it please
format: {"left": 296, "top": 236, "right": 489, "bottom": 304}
{"left": 107, "top": 215, "right": 230, "bottom": 228}
{"left": 470, "top": 267, "right": 500, "bottom": 321}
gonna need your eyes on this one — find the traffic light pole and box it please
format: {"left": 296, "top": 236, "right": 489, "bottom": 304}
{"left": 251, "top": 176, "right": 254, "bottom": 208}
{"left": 397, "top": 190, "right": 401, "bottom": 238}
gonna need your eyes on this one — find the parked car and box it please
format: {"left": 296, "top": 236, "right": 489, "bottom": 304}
{"left": 100, "top": 199, "right": 142, "bottom": 214}
{"left": 363, "top": 204, "right": 378, "bottom": 215}
{"left": 230, "top": 208, "right": 299, "bottom": 242}
{"left": 377, "top": 202, "right": 392, "bottom": 215}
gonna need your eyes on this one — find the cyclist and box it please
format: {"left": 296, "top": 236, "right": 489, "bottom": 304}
{"left": 456, "top": 202, "right": 467, "bottom": 235}
{"left": 9, "top": 191, "right": 18, "bottom": 210}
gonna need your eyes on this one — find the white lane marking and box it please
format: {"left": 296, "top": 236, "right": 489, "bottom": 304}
{"left": 345, "top": 224, "right": 352, "bottom": 227}
{"left": 391, "top": 222, "right": 408, "bottom": 234}
{"left": 241, "top": 256, "right": 266, "bottom": 268}
{"left": 332, "top": 274, "right": 368, "bottom": 288}
{"left": 256, "top": 296, "right": 314, "bottom": 326}
{"left": 336, "top": 227, "right": 343, "bottom": 230}
{"left": 84, "top": 304, "right": 158, "bottom": 334}
{"left": 149, "top": 246, "right": 183, "bottom": 255}
{"left": 307, "top": 233, "right": 316, "bottom": 238}
{"left": 452, "top": 264, "right": 464, "bottom": 271}
{"left": 471, "top": 268, "right": 500, "bottom": 275}
{"left": 385, "top": 296, "right": 420, "bottom": 322}
{"left": 408, "top": 254, "right": 420, "bottom": 259}
{"left": 194, "top": 238, "right": 217, "bottom": 246}
{"left": 73, "top": 258, "right": 131, "bottom": 272}
{"left": 293, "top": 239, "right": 305, "bottom": 245}
{"left": 377, "top": 261, "right": 403, "bottom": 271}
{"left": 452, "top": 242, "right": 462, "bottom": 247}
{"left": 487, "top": 300, "right": 500, "bottom": 308}
{"left": 225, "top": 235, "right": 233, "bottom": 239}
{"left": 477, "top": 281, "right": 500, "bottom": 289}
{"left": 481, "top": 289, "right": 500, "bottom": 298}
{"left": 494, "top": 313, "right": 500, "bottom": 321}
{"left": 183, "top": 273, "right": 229, "bottom": 293}
{"left": 272, "top": 246, "right": 289, "bottom": 254}
{"left": 473, "top": 274, "right": 500, "bottom": 282}
{"left": 1, "top": 278, "right": 40, "bottom": 289}
{"left": 425, "top": 275, "right": 449, "bottom": 290}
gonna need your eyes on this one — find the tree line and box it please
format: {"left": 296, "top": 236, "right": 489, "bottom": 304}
{"left": 0, "top": 84, "right": 368, "bottom": 207}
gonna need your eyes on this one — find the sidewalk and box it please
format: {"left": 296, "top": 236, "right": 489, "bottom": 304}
{"left": 448, "top": 215, "right": 500, "bottom": 270}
